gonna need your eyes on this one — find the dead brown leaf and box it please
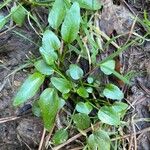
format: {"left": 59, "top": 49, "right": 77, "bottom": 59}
{"left": 99, "top": 0, "right": 133, "bottom": 35}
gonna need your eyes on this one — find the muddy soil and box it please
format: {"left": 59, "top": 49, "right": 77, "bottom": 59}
{"left": 0, "top": 0, "right": 150, "bottom": 150}
{"left": 0, "top": 26, "right": 43, "bottom": 149}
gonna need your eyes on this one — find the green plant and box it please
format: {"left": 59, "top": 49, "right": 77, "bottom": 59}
{"left": 1, "top": 0, "right": 139, "bottom": 149}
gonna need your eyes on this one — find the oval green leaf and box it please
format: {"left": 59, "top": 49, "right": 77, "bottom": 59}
{"left": 87, "top": 76, "right": 94, "bottom": 84}
{"left": 62, "top": 93, "right": 70, "bottom": 100}
{"left": 100, "top": 60, "right": 115, "bottom": 75}
{"left": 13, "top": 72, "right": 45, "bottom": 106}
{"left": 103, "top": 84, "right": 124, "bottom": 100}
{"left": 61, "top": 2, "right": 80, "bottom": 43}
{"left": 59, "top": 98, "right": 66, "bottom": 109}
{"left": 76, "top": 102, "right": 93, "bottom": 115}
{"left": 51, "top": 77, "right": 72, "bottom": 94}
{"left": 52, "top": 129, "right": 68, "bottom": 145}
{"left": 77, "top": 87, "right": 89, "bottom": 98}
{"left": 42, "top": 30, "right": 61, "bottom": 50}
{"left": 34, "top": 59, "right": 54, "bottom": 75}
{"left": 68, "top": 64, "right": 83, "bottom": 80}
{"left": 72, "top": 113, "right": 91, "bottom": 130}
{"left": 39, "top": 88, "right": 59, "bottom": 131}
{"left": 87, "top": 130, "right": 110, "bottom": 150}
{"left": 112, "top": 102, "right": 128, "bottom": 117}
{"left": 86, "top": 87, "right": 93, "bottom": 93}
{"left": 98, "top": 106, "right": 120, "bottom": 126}
{"left": 11, "top": 5, "right": 26, "bottom": 26}
{"left": 39, "top": 47, "right": 58, "bottom": 65}
{"left": 32, "top": 101, "right": 41, "bottom": 117}
{"left": 72, "top": 0, "right": 102, "bottom": 10}
{"left": 48, "top": 0, "right": 66, "bottom": 30}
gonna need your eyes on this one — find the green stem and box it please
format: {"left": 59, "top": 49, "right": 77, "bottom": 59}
{"left": 54, "top": 68, "right": 66, "bottom": 79}
{"left": 65, "top": 109, "right": 76, "bottom": 130}
{"left": 0, "top": 0, "right": 12, "bottom": 9}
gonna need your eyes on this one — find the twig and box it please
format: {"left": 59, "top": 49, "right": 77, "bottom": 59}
{"left": 0, "top": 116, "right": 20, "bottom": 124}
{"left": 0, "top": 25, "right": 17, "bottom": 36}
{"left": 21, "top": 139, "right": 32, "bottom": 150}
{"left": 45, "top": 123, "right": 56, "bottom": 149}
{"left": 132, "top": 115, "right": 137, "bottom": 150}
{"left": 137, "top": 78, "right": 150, "bottom": 96}
{"left": 128, "top": 135, "right": 133, "bottom": 150}
{"left": 59, "top": 41, "right": 64, "bottom": 56}
{"left": 0, "top": 79, "right": 8, "bottom": 92}
{"left": 122, "top": 0, "right": 136, "bottom": 15}
{"left": 70, "top": 146, "right": 84, "bottom": 150}
{"left": 38, "top": 128, "right": 46, "bottom": 150}
{"left": 76, "top": 55, "right": 81, "bottom": 63}
{"left": 83, "top": 38, "right": 92, "bottom": 71}
{"left": 111, "top": 127, "right": 150, "bottom": 141}
{"left": 125, "top": 15, "right": 138, "bottom": 44}
{"left": 27, "top": 13, "right": 41, "bottom": 37}
{"left": 92, "top": 26, "right": 120, "bottom": 49}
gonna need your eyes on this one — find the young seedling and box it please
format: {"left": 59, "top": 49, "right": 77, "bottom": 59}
{"left": 0, "top": 0, "right": 142, "bottom": 149}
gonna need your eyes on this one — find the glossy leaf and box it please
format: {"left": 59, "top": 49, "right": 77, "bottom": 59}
{"left": 62, "top": 93, "right": 70, "bottom": 100}
{"left": 39, "top": 88, "right": 59, "bottom": 131}
{"left": 103, "top": 84, "right": 124, "bottom": 100}
{"left": 39, "top": 47, "right": 58, "bottom": 65}
{"left": 42, "top": 30, "right": 61, "bottom": 50}
{"left": 72, "top": 0, "right": 102, "bottom": 10}
{"left": 32, "top": 101, "right": 41, "bottom": 117}
{"left": 87, "top": 130, "right": 110, "bottom": 150}
{"left": 40, "top": 30, "right": 60, "bottom": 65}
{"left": 34, "top": 59, "right": 54, "bottom": 75}
{"left": 31, "top": 98, "right": 63, "bottom": 118}
{"left": 61, "top": 2, "right": 80, "bottom": 43}
{"left": 100, "top": 60, "right": 115, "bottom": 75}
{"left": 11, "top": 5, "right": 26, "bottom": 26}
{"left": 32, "top": 98, "right": 65, "bottom": 118}
{"left": 30, "top": 0, "right": 53, "bottom": 5}
{"left": 72, "top": 113, "right": 91, "bottom": 130}
{"left": 59, "top": 98, "right": 66, "bottom": 109}
{"left": 76, "top": 102, "right": 93, "bottom": 115}
{"left": 48, "top": 0, "right": 66, "bottom": 30}
{"left": 51, "top": 77, "right": 72, "bottom": 94}
{"left": 86, "top": 87, "right": 93, "bottom": 93}
{"left": 13, "top": 72, "right": 45, "bottom": 106}
{"left": 0, "top": 14, "right": 6, "bottom": 30}
{"left": 52, "top": 129, "right": 68, "bottom": 145}
{"left": 112, "top": 102, "right": 128, "bottom": 117}
{"left": 77, "top": 87, "right": 89, "bottom": 98}
{"left": 68, "top": 64, "right": 83, "bottom": 80}
{"left": 87, "top": 76, "right": 94, "bottom": 84}
{"left": 98, "top": 106, "right": 120, "bottom": 126}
